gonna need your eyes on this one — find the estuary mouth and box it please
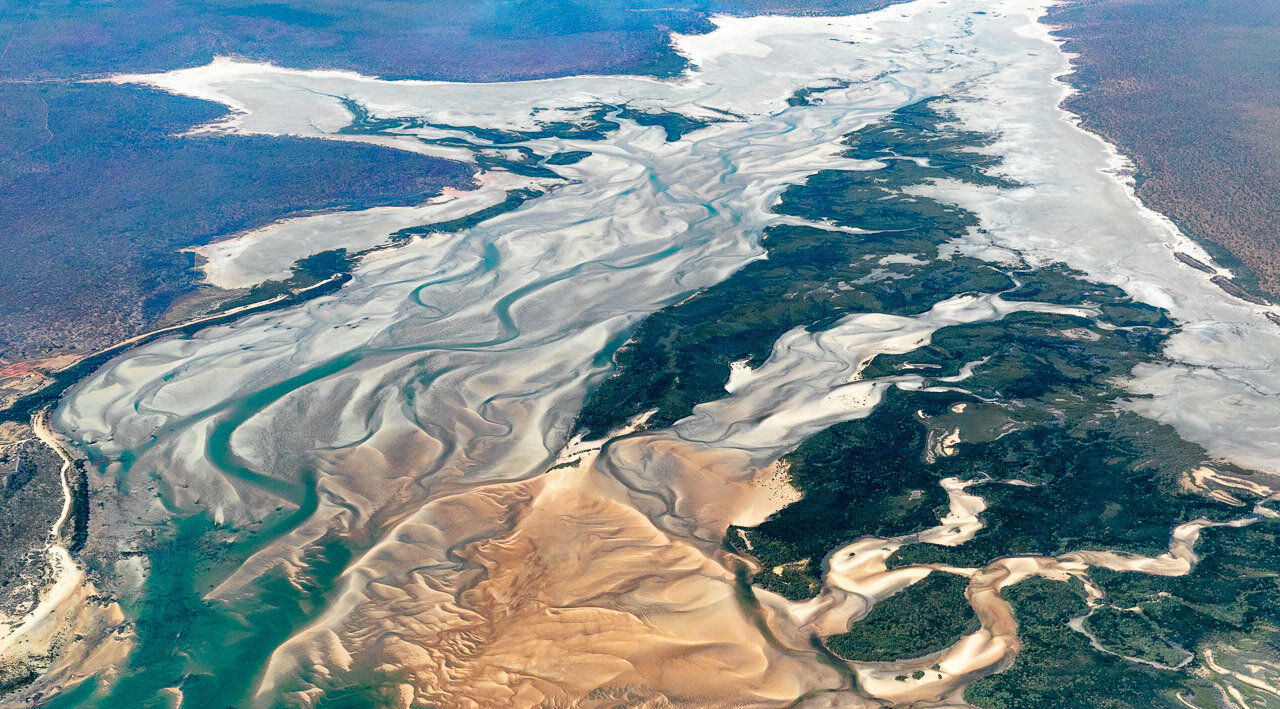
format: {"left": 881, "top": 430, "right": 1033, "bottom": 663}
{"left": 7, "top": 0, "right": 1280, "bottom": 706}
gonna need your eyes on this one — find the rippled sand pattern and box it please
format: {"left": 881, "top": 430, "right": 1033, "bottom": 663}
{"left": 32, "top": 0, "right": 1280, "bottom": 705}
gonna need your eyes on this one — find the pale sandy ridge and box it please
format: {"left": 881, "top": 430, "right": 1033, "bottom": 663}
{"left": 0, "top": 414, "right": 129, "bottom": 695}
{"left": 0, "top": 412, "right": 81, "bottom": 661}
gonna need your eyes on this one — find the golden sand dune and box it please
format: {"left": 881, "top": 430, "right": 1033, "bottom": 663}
{"left": 261, "top": 446, "right": 842, "bottom": 708}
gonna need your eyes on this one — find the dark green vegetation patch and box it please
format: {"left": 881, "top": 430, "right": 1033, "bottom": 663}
{"left": 963, "top": 578, "right": 1185, "bottom": 709}
{"left": 1082, "top": 606, "right": 1190, "bottom": 668}
{"left": 573, "top": 98, "right": 1280, "bottom": 706}
{"left": 0, "top": 439, "right": 64, "bottom": 614}
{"left": 826, "top": 572, "right": 978, "bottom": 662}
{"left": 389, "top": 190, "right": 545, "bottom": 244}
{"left": 576, "top": 100, "right": 1019, "bottom": 435}
{"left": 728, "top": 389, "right": 954, "bottom": 601}
{"left": 341, "top": 97, "right": 720, "bottom": 178}
{"left": 216, "top": 249, "right": 357, "bottom": 312}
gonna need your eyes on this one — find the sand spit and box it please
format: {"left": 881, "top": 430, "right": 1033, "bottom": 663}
{"left": 0, "top": 414, "right": 131, "bottom": 700}
{"left": 0, "top": 414, "right": 83, "bottom": 662}
{"left": 27, "top": 0, "right": 1280, "bottom": 704}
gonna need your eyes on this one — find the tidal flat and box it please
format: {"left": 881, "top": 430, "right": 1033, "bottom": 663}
{"left": 4, "top": 0, "right": 1280, "bottom": 706}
